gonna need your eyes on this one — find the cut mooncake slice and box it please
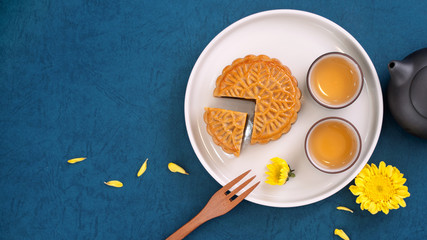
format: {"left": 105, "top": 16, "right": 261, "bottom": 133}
{"left": 214, "top": 55, "right": 301, "bottom": 144}
{"left": 203, "top": 107, "right": 248, "bottom": 157}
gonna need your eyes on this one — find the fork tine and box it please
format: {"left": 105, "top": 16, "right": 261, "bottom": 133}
{"left": 221, "top": 170, "right": 251, "bottom": 193}
{"left": 229, "top": 181, "right": 260, "bottom": 207}
{"left": 227, "top": 175, "right": 256, "bottom": 198}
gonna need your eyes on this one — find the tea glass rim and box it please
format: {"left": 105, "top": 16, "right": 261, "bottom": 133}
{"left": 306, "top": 52, "right": 364, "bottom": 109}
{"left": 304, "top": 117, "right": 362, "bottom": 174}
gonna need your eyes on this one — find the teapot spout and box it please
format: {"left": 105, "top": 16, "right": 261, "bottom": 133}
{"left": 388, "top": 60, "right": 413, "bottom": 86}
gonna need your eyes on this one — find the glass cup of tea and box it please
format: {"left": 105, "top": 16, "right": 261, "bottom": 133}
{"left": 307, "top": 52, "right": 364, "bottom": 109}
{"left": 305, "top": 117, "right": 362, "bottom": 174}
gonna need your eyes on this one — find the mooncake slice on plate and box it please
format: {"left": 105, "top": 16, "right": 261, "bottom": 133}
{"left": 203, "top": 107, "right": 248, "bottom": 157}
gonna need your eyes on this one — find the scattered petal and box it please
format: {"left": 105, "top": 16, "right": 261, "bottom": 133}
{"left": 67, "top": 157, "right": 86, "bottom": 164}
{"left": 334, "top": 229, "right": 350, "bottom": 240}
{"left": 168, "top": 163, "right": 189, "bottom": 175}
{"left": 137, "top": 158, "right": 148, "bottom": 177}
{"left": 104, "top": 180, "right": 123, "bottom": 188}
{"left": 336, "top": 206, "right": 354, "bottom": 213}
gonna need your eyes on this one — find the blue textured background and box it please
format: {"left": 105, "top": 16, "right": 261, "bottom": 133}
{"left": 1, "top": 0, "right": 426, "bottom": 239}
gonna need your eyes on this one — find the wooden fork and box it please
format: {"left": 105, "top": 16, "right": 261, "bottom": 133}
{"left": 166, "top": 170, "right": 260, "bottom": 240}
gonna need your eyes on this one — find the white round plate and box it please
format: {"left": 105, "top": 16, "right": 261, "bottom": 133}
{"left": 184, "top": 10, "right": 383, "bottom": 207}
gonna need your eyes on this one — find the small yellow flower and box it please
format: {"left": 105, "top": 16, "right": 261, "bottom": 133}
{"left": 349, "top": 161, "right": 410, "bottom": 214}
{"left": 265, "top": 157, "right": 294, "bottom": 185}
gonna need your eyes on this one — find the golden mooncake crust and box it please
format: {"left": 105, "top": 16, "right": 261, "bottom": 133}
{"left": 214, "top": 55, "right": 301, "bottom": 144}
{"left": 203, "top": 107, "right": 248, "bottom": 157}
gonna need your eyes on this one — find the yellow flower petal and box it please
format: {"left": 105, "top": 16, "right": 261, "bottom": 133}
{"left": 398, "top": 191, "right": 410, "bottom": 198}
{"left": 393, "top": 167, "right": 401, "bottom": 175}
{"left": 168, "top": 162, "right": 189, "bottom": 175}
{"left": 394, "top": 173, "right": 404, "bottom": 180}
{"left": 393, "top": 177, "right": 406, "bottom": 186}
{"left": 334, "top": 229, "right": 350, "bottom": 240}
{"left": 364, "top": 199, "right": 373, "bottom": 209}
{"left": 368, "top": 202, "right": 378, "bottom": 214}
{"left": 379, "top": 161, "right": 386, "bottom": 174}
{"left": 386, "top": 165, "right": 394, "bottom": 178}
{"left": 354, "top": 177, "right": 365, "bottom": 187}
{"left": 349, "top": 185, "right": 362, "bottom": 195}
{"left": 397, "top": 198, "right": 406, "bottom": 208}
{"left": 381, "top": 203, "right": 389, "bottom": 214}
{"left": 358, "top": 168, "right": 370, "bottom": 179}
{"left": 67, "top": 157, "right": 86, "bottom": 164}
{"left": 364, "top": 163, "right": 371, "bottom": 171}
{"left": 267, "top": 164, "right": 276, "bottom": 172}
{"left": 336, "top": 206, "right": 354, "bottom": 213}
{"left": 397, "top": 185, "right": 409, "bottom": 192}
{"left": 387, "top": 201, "right": 398, "bottom": 209}
{"left": 104, "top": 180, "right": 123, "bottom": 188}
{"left": 370, "top": 163, "right": 379, "bottom": 174}
{"left": 137, "top": 158, "right": 148, "bottom": 177}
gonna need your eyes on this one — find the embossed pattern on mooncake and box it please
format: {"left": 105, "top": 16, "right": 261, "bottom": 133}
{"left": 203, "top": 107, "right": 248, "bottom": 156}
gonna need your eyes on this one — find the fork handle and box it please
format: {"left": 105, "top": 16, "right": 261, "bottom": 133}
{"left": 166, "top": 210, "right": 212, "bottom": 240}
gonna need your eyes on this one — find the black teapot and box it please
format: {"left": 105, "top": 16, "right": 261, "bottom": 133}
{"left": 388, "top": 48, "right": 427, "bottom": 139}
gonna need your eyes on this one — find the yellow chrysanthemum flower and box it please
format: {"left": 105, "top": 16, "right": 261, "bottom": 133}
{"left": 265, "top": 157, "right": 294, "bottom": 185}
{"left": 349, "top": 161, "right": 410, "bottom": 214}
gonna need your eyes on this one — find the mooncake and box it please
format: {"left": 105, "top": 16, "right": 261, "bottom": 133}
{"left": 214, "top": 55, "right": 301, "bottom": 144}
